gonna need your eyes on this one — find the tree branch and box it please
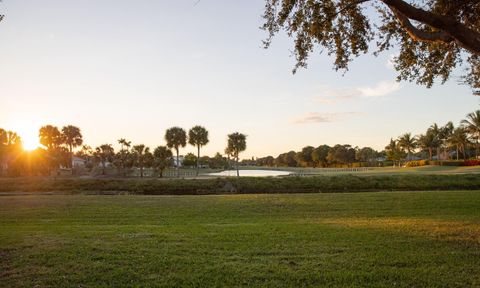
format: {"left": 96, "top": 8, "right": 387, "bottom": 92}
{"left": 388, "top": 6, "right": 453, "bottom": 43}
{"left": 381, "top": 0, "right": 480, "bottom": 54}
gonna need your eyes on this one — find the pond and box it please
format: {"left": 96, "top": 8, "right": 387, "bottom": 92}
{"left": 207, "top": 169, "right": 292, "bottom": 177}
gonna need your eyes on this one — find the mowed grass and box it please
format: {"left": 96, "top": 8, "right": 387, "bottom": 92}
{"left": 1, "top": 191, "right": 480, "bottom": 287}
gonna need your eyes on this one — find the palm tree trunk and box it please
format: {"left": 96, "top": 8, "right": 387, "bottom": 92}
{"left": 428, "top": 148, "right": 432, "bottom": 161}
{"left": 236, "top": 153, "right": 239, "bottom": 177}
{"left": 176, "top": 148, "right": 180, "bottom": 178}
{"left": 196, "top": 145, "right": 200, "bottom": 177}
{"left": 456, "top": 146, "right": 459, "bottom": 160}
{"left": 140, "top": 165, "right": 143, "bottom": 178}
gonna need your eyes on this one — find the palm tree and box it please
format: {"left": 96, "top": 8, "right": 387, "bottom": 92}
{"left": 94, "top": 144, "right": 115, "bottom": 175}
{"left": 428, "top": 123, "right": 442, "bottom": 160}
{"left": 117, "top": 138, "right": 131, "bottom": 176}
{"left": 153, "top": 146, "right": 173, "bottom": 178}
{"left": 39, "top": 125, "right": 62, "bottom": 150}
{"left": 62, "top": 125, "right": 83, "bottom": 171}
{"left": 461, "top": 110, "right": 480, "bottom": 157}
{"left": 385, "top": 138, "right": 405, "bottom": 167}
{"left": 132, "top": 144, "right": 151, "bottom": 178}
{"left": 188, "top": 125, "right": 209, "bottom": 176}
{"left": 449, "top": 127, "right": 471, "bottom": 160}
{"left": 440, "top": 122, "right": 454, "bottom": 160}
{"left": 0, "top": 129, "right": 22, "bottom": 176}
{"left": 417, "top": 131, "right": 440, "bottom": 161}
{"left": 397, "top": 133, "right": 417, "bottom": 161}
{"left": 165, "top": 127, "right": 187, "bottom": 178}
{"left": 227, "top": 132, "right": 247, "bottom": 177}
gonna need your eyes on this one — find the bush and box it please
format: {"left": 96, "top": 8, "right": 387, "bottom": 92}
{"left": 464, "top": 160, "right": 480, "bottom": 166}
{"left": 1, "top": 174, "right": 480, "bottom": 195}
{"left": 428, "top": 160, "right": 464, "bottom": 166}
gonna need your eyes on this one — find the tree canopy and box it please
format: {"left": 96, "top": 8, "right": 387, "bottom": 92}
{"left": 262, "top": 0, "right": 480, "bottom": 95}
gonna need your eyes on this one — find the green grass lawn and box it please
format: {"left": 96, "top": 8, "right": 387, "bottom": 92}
{"left": 1, "top": 191, "right": 480, "bottom": 287}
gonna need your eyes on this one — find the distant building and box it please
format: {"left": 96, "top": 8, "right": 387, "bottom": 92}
{"left": 72, "top": 156, "right": 87, "bottom": 168}
{"left": 173, "top": 155, "right": 184, "bottom": 167}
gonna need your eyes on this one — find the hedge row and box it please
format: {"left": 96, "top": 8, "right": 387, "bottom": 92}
{"left": 1, "top": 174, "right": 480, "bottom": 195}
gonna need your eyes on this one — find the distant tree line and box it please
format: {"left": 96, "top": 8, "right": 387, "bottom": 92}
{"left": 254, "top": 144, "right": 383, "bottom": 168}
{"left": 385, "top": 110, "right": 480, "bottom": 166}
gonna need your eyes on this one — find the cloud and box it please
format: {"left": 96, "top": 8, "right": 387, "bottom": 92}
{"left": 292, "top": 112, "right": 359, "bottom": 124}
{"left": 357, "top": 81, "right": 400, "bottom": 98}
{"left": 314, "top": 80, "right": 400, "bottom": 104}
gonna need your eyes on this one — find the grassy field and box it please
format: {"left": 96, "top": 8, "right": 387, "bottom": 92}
{"left": 246, "top": 165, "right": 480, "bottom": 176}
{"left": 1, "top": 191, "right": 479, "bottom": 287}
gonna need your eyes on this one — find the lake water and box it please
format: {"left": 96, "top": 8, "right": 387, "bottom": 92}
{"left": 208, "top": 169, "right": 291, "bottom": 177}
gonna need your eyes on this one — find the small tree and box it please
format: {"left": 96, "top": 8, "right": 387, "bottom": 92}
{"left": 226, "top": 132, "right": 247, "bottom": 177}
{"left": 132, "top": 144, "right": 152, "bottom": 178}
{"left": 398, "top": 133, "right": 417, "bottom": 161}
{"left": 165, "top": 127, "right": 187, "bottom": 178}
{"left": 153, "top": 146, "right": 172, "bottom": 178}
{"left": 188, "top": 125, "right": 209, "bottom": 176}
{"left": 117, "top": 138, "right": 132, "bottom": 176}
{"left": 93, "top": 144, "right": 115, "bottom": 175}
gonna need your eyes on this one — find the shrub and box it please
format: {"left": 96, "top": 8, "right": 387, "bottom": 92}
{"left": 429, "top": 160, "right": 464, "bottom": 166}
{"left": 464, "top": 160, "right": 480, "bottom": 166}
{"left": 404, "top": 160, "right": 428, "bottom": 167}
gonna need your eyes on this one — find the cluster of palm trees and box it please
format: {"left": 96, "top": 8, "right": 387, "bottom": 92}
{"left": 386, "top": 110, "right": 480, "bottom": 164}
{"left": 1, "top": 123, "right": 248, "bottom": 177}
{"left": 80, "top": 127, "right": 247, "bottom": 177}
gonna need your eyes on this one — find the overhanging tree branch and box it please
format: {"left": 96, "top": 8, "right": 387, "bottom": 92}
{"left": 381, "top": 0, "right": 480, "bottom": 54}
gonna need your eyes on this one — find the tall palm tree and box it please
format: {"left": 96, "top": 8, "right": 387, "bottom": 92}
{"left": 227, "top": 132, "right": 247, "bottom": 177}
{"left": 153, "top": 146, "right": 173, "bottom": 178}
{"left": 62, "top": 125, "right": 83, "bottom": 171}
{"left": 449, "top": 127, "right": 471, "bottom": 160}
{"left": 428, "top": 123, "right": 442, "bottom": 160}
{"left": 118, "top": 138, "right": 131, "bottom": 152}
{"left": 39, "top": 125, "right": 62, "bottom": 150}
{"left": 461, "top": 110, "right": 480, "bottom": 157}
{"left": 397, "top": 133, "right": 417, "bottom": 161}
{"left": 440, "top": 122, "right": 454, "bottom": 160}
{"left": 165, "top": 127, "right": 187, "bottom": 178}
{"left": 132, "top": 144, "right": 151, "bottom": 178}
{"left": 188, "top": 125, "right": 209, "bottom": 176}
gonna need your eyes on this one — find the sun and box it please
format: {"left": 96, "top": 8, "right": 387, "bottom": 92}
{"left": 11, "top": 122, "right": 41, "bottom": 151}
{"left": 22, "top": 134, "right": 41, "bottom": 151}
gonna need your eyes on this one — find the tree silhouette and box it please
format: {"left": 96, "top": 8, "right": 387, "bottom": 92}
{"left": 165, "top": 127, "right": 187, "bottom": 178}
{"left": 188, "top": 125, "right": 209, "bottom": 176}
{"left": 62, "top": 125, "right": 83, "bottom": 171}
{"left": 132, "top": 144, "right": 152, "bottom": 178}
{"left": 94, "top": 144, "right": 115, "bottom": 175}
{"left": 153, "top": 146, "right": 172, "bottom": 178}
{"left": 227, "top": 132, "right": 247, "bottom": 177}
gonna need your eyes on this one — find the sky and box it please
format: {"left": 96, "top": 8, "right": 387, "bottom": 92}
{"left": 1, "top": 0, "right": 479, "bottom": 158}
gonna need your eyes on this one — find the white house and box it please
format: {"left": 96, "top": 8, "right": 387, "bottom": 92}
{"left": 173, "top": 155, "right": 184, "bottom": 167}
{"left": 72, "top": 156, "right": 87, "bottom": 168}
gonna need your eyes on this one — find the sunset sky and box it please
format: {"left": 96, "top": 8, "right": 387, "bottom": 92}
{"left": 1, "top": 0, "right": 479, "bottom": 158}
